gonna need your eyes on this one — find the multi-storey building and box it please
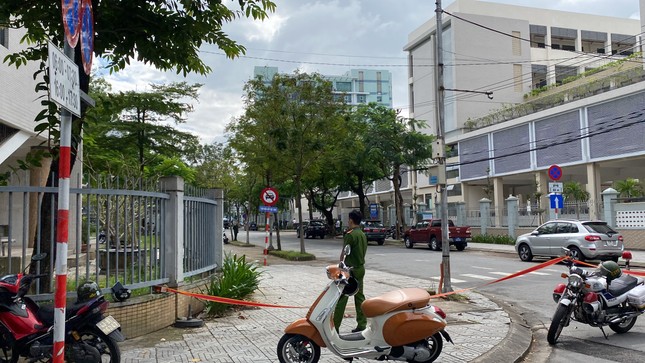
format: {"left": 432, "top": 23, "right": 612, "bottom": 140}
{"left": 403, "top": 0, "right": 644, "bottom": 225}
{"left": 253, "top": 66, "right": 393, "bottom": 108}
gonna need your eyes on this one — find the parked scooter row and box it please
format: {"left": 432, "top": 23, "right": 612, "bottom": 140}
{"left": 277, "top": 245, "right": 451, "bottom": 363}
{"left": 548, "top": 248, "right": 645, "bottom": 344}
{"left": 0, "top": 253, "right": 127, "bottom": 362}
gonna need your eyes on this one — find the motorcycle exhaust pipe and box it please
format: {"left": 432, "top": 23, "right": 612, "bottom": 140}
{"left": 609, "top": 312, "right": 639, "bottom": 324}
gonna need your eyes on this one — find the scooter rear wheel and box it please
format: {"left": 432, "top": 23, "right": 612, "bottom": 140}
{"left": 407, "top": 332, "right": 443, "bottom": 362}
{"left": 277, "top": 334, "right": 320, "bottom": 363}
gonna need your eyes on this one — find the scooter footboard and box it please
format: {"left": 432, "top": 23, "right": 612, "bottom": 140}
{"left": 284, "top": 318, "right": 327, "bottom": 347}
{"left": 383, "top": 311, "right": 446, "bottom": 346}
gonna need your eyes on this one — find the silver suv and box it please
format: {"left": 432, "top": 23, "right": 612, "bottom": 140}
{"left": 515, "top": 220, "right": 623, "bottom": 262}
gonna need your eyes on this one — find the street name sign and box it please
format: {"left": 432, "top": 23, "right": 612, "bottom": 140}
{"left": 48, "top": 42, "right": 81, "bottom": 117}
{"left": 548, "top": 182, "right": 563, "bottom": 194}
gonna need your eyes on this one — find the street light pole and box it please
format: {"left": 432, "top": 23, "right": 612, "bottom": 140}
{"left": 434, "top": 0, "right": 452, "bottom": 293}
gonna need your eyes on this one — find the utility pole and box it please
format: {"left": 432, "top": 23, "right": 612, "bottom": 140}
{"left": 434, "top": 0, "right": 452, "bottom": 293}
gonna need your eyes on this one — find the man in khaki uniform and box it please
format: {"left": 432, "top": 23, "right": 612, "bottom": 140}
{"left": 334, "top": 209, "right": 368, "bottom": 333}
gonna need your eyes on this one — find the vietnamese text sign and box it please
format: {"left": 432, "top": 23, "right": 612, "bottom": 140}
{"left": 548, "top": 182, "right": 563, "bottom": 194}
{"left": 48, "top": 42, "right": 81, "bottom": 117}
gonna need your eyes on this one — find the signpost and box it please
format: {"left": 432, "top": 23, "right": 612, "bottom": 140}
{"left": 548, "top": 165, "right": 563, "bottom": 219}
{"left": 53, "top": 2, "right": 94, "bottom": 361}
{"left": 260, "top": 187, "right": 279, "bottom": 266}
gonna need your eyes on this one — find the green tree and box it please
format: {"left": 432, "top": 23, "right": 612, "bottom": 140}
{"left": 562, "top": 181, "right": 590, "bottom": 219}
{"left": 228, "top": 71, "right": 346, "bottom": 253}
{"left": 614, "top": 178, "right": 643, "bottom": 198}
{"left": 353, "top": 104, "right": 435, "bottom": 237}
{"left": 3, "top": 1, "right": 275, "bottom": 286}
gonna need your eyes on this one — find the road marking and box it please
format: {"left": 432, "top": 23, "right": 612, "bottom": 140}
{"left": 428, "top": 276, "right": 467, "bottom": 283}
{"left": 489, "top": 272, "right": 516, "bottom": 276}
{"left": 460, "top": 274, "right": 496, "bottom": 280}
{"left": 472, "top": 266, "right": 494, "bottom": 270}
{"left": 528, "top": 271, "right": 550, "bottom": 276}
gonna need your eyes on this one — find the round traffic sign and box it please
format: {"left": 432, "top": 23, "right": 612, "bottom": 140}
{"left": 80, "top": 0, "right": 94, "bottom": 75}
{"left": 62, "top": 0, "right": 81, "bottom": 47}
{"left": 548, "top": 164, "right": 563, "bottom": 181}
{"left": 260, "top": 187, "right": 279, "bottom": 206}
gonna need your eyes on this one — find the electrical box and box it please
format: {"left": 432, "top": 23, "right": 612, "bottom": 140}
{"left": 433, "top": 139, "right": 445, "bottom": 159}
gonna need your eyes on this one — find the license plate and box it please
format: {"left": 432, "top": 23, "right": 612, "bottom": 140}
{"left": 454, "top": 238, "right": 462, "bottom": 242}
{"left": 96, "top": 315, "right": 120, "bottom": 335}
{"left": 606, "top": 241, "right": 618, "bottom": 247}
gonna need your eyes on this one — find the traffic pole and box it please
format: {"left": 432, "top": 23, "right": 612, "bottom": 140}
{"left": 53, "top": 41, "right": 73, "bottom": 363}
{"left": 264, "top": 212, "right": 269, "bottom": 266}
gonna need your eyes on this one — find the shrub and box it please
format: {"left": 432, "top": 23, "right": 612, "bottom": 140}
{"left": 471, "top": 234, "right": 515, "bottom": 245}
{"left": 268, "top": 250, "right": 316, "bottom": 261}
{"left": 203, "top": 253, "right": 262, "bottom": 316}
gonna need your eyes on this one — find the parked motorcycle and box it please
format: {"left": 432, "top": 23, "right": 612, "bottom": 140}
{"left": 0, "top": 253, "right": 126, "bottom": 362}
{"left": 548, "top": 248, "right": 645, "bottom": 345}
{"left": 277, "top": 245, "right": 451, "bottom": 362}
{"left": 223, "top": 228, "right": 229, "bottom": 244}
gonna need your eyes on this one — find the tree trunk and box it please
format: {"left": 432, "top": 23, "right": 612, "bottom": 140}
{"left": 393, "top": 165, "right": 404, "bottom": 239}
{"left": 296, "top": 181, "right": 306, "bottom": 254}
{"left": 273, "top": 211, "right": 281, "bottom": 250}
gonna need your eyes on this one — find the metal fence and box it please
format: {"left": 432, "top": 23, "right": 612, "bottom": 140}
{"left": 0, "top": 175, "right": 221, "bottom": 300}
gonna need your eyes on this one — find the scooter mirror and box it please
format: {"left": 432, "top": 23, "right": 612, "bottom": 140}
{"left": 344, "top": 245, "right": 351, "bottom": 256}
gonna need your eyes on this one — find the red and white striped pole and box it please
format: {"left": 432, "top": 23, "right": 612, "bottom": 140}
{"left": 264, "top": 212, "right": 270, "bottom": 266}
{"left": 53, "top": 42, "right": 73, "bottom": 363}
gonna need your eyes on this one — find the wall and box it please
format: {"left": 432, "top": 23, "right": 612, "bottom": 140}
{"left": 107, "top": 279, "right": 210, "bottom": 339}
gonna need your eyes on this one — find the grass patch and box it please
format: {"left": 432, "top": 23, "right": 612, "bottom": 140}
{"left": 229, "top": 241, "right": 256, "bottom": 247}
{"left": 441, "top": 293, "right": 469, "bottom": 302}
{"left": 470, "top": 234, "right": 515, "bottom": 245}
{"left": 268, "top": 250, "right": 316, "bottom": 261}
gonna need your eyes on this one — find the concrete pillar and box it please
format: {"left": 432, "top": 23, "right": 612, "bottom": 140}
{"left": 456, "top": 202, "right": 466, "bottom": 227}
{"left": 602, "top": 188, "right": 619, "bottom": 228}
{"left": 493, "top": 177, "right": 504, "bottom": 227}
{"left": 480, "top": 198, "right": 491, "bottom": 235}
{"left": 536, "top": 171, "right": 548, "bottom": 224}
{"left": 161, "top": 176, "right": 184, "bottom": 287}
{"left": 209, "top": 188, "right": 224, "bottom": 270}
{"left": 507, "top": 195, "right": 519, "bottom": 238}
{"left": 546, "top": 26, "right": 556, "bottom": 86}
{"left": 586, "top": 163, "right": 601, "bottom": 220}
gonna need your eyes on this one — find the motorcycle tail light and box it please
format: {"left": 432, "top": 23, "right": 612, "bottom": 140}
{"left": 432, "top": 306, "right": 447, "bottom": 319}
{"left": 622, "top": 251, "right": 632, "bottom": 260}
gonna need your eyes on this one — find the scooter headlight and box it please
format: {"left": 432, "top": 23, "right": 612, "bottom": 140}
{"left": 568, "top": 274, "right": 583, "bottom": 290}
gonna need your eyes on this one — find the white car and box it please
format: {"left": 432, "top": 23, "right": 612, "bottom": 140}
{"left": 515, "top": 219, "right": 623, "bottom": 262}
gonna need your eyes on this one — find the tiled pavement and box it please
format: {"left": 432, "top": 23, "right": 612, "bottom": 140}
{"left": 120, "top": 252, "right": 516, "bottom": 362}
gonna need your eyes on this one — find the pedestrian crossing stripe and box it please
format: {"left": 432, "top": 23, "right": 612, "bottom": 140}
{"left": 428, "top": 276, "right": 467, "bottom": 284}
{"left": 489, "top": 272, "right": 518, "bottom": 276}
{"left": 460, "top": 274, "right": 496, "bottom": 280}
{"left": 528, "top": 271, "right": 550, "bottom": 276}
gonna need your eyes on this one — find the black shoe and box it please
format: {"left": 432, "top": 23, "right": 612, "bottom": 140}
{"left": 351, "top": 327, "right": 364, "bottom": 333}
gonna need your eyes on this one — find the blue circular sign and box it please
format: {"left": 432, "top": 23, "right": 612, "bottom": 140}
{"left": 548, "top": 164, "right": 563, "bottom": 181}
{"left": 80, "top": 0, "right": 94, "bottom": 75}
{"left": 62, "top": 0, "right": 81, "bottom": 47}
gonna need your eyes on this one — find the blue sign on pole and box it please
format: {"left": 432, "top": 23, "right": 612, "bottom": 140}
{"left": 549, "top": 194, "right": 564, "bottom": 209}
{"left": 369, "top": 203, "right": 378, "bottom": 219}
{"left": 259, "top": 205, "right": 278, "bottom": 213}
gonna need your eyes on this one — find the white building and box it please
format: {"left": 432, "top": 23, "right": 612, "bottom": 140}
{"left": 403, "top": 0, "right": 644, "bottom": 224}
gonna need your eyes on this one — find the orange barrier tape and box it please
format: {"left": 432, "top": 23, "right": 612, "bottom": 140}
{"left": 569, "top": 259, "right": 645, "bottom": 277}
{"left": 159, "top": 287, "right": 305, "bottom": 309}
{"left": 430, "top": 256, "right": 568, "bottom": 299}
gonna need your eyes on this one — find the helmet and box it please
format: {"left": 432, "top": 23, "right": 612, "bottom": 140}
{"left": 77, "top": 281, "right": 101, "bottom": 303}
{"left": 342, "top": 276, "right": 359, "bottom": 296}
{"left": 598, "top": 261, "right": 622, "bottom": 282}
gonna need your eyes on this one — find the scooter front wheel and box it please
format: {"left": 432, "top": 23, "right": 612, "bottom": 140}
{"left": 277, "top": 334, "right": 321, "bottom": 363}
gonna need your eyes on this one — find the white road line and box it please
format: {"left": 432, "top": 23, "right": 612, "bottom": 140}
{"left": 489, "top": 272, "right": 515, "bottom": 276}
{"left": 528, "top": 271, "right": 550, "bottom": 276}
{"left": 428, "top": 276, "right": 467, "bottom": 284}
{"left": 472, "top": 266, "right": 494, "bottom": 270}
{"left": 460, "top": 274, "right": 496, "bottom": 280}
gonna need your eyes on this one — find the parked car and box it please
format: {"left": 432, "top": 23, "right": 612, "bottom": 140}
{"left": 515, "top": 219, "right": 624, "bottom": 262}
{"left": 362, "top": 220, "right": 387, "bottom": 245}
{"left": 403, "top": 219, "right": 471, "bottom": 251}
{"left": 248, "top": 221, "right": 258, "bottom": 231}
{"left": 304, "top": 220, "right": 326, "bottom": 239}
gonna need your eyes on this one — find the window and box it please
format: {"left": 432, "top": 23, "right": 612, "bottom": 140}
{"left": 377, "top": 71, "right": 382, "bottom": 94}
{"left": 335, "top": 81, "right": 351, "bottom": 92}
{"left": 377, "top": 95, "right": 382, "bottom": 102}
{"left": 530, "top": 25, "right": 546, "bottom": 48}
{"left": 512, "top": 31, "right": 521, "bottom": 56}
{"left": 447, "top": 183, "right": 462, "bottom": 197}
{"left": 357, "top": 94, "right": 366, "bottom": 104}
{"left": 344, "top": 94, "right": 351, "bottom": 103}
{"left": 513, "top": 64, "right": 523, "bottom": 92}
{"left": 538, "top": 222, "right": 557, "bottom": 234}
{"left": 0, "top": 24, "right": 8, "bottom": 49}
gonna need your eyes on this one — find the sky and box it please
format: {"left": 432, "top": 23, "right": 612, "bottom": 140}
{"left": 99, "top": 0, "right": 642, "bottom": 145}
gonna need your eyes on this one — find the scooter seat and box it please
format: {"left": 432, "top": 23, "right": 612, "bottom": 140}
{"left": 362, "top": 288, "right": 430, "bottom": 318}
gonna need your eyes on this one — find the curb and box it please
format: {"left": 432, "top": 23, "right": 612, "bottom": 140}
{"left": 473, "top": 294, "right": 533, "bottom": 363}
